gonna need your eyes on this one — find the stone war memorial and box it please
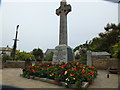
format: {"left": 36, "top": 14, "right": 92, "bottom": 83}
{"left": 2, "top": 0, "right": 119, "bottom": 89}
{"left": 52, "top": 0, "right": 74, "bottom": 63}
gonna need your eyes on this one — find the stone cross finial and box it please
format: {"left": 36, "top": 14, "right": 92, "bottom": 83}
{"left": 56, "top": 0, "right": 71, "bottom": 45}
{"left": 56, "top": 0, "right": 71, "bottom": 16}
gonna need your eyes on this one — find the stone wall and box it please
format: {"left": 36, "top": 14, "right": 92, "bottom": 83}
{"left": 92, "top": 57, "right": 118, "bottom": 69}
{"left": 108, "top": 58, "right": 119, "bottom": 68}
{"left": 3, "top": 61, "right": 25, "bottom": 68}
{"left": 92, "top": 56, "right": 109, "bottom": 69}
{"left": 2, "top": 61, "right": 43, "bottom": 68}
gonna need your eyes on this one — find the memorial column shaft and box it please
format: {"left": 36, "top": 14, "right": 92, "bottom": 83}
{"left": 59, "top": 12, "right": 67, "bottom": 45}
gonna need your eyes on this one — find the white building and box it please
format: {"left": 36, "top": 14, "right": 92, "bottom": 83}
{"left": 0, "top": 46, "right": 12, "bottom": 56}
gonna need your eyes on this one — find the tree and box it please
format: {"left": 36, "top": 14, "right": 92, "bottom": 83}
{"left": 31, "top": 48, "right": 43, "bottom": 61}
{"left": 16, "top": 51, "right": 35, "bottom": 61}
{"left": 112, "top": 41, "right": 120, "bottom": 59}
{"left": 44, "top": 52, "right": 54, "bottom": 61}
{"left": 2, "top": 54, "right": 12, "bottom": 62}
{"left": 74, "top": 23, "right": 120, "bottom": 58}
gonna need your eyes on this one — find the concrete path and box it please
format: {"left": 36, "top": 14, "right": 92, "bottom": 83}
{"left": 1, "top": 68, "right": 64, "bottom": 88}
{"left": 0, "top": 68, "right": 119, "bottom": 89}
{"left": 88, "top": 70, "right": 118, "bottom": 88}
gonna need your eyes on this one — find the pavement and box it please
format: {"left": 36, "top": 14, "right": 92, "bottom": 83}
{"left": 0, "top": 68, "right": 119, "bottom": 89}
{"left": 88, "top": 70, "right": 118, "bottom": 88}
{"left": 1, "top": 68, "right": 64, "bottom": 88}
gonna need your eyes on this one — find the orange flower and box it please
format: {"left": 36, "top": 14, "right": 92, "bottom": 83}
{"left": 31, "top": 70, "right": 35, "bottom": 72}
{"left": 50, "top": 73, "right": 54, "bottom": 77}
{"left": 70, "top": 74, "right": 74, "bottom": 76}
{"left": 76, "top": 62, "right": 79, "bottom": 65}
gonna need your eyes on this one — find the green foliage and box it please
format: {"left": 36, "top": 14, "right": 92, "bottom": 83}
{"left": 16, "top": 52, "right": 35, "bottom": 61}
{"left": 2, "top": 54, "right": 12, "bottom": 62}
{"left": 74, "top": 23, "right": 120, "bottom": 58}
{"left": 31, "top": 48, "right": 43, "bottom": 61}
{"left": 44, "top": 52, "right": 54, "bottom": 61}
{"left": 89, "top": 23, "right": 120, "bottom": 53}
{"left": 73, "top": 46, "right": 80, "bottom": 52}
{"left": 75, "top": 80, "right": 82, "bottom": 88}
{"left": 112, "top": 41, "right": 120, "bottom": 59}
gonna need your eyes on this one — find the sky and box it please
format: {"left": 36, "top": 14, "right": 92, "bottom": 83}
{"left": 1, "top": 0, "right": 118, "bottom": 53}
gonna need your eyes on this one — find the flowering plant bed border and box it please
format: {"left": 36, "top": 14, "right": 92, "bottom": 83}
{"left": 20, "top": 74, "right": 89, "bottom": 88}
{"left": 21, "top": 61, "right": 97, "bottom": 88}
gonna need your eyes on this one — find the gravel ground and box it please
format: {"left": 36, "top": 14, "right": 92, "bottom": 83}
{"left": 0, "top": 68, "right": 119, "bottom": 89}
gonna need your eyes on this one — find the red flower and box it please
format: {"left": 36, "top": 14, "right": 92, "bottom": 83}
{"left": 27, "top": 66, "right": 33, "bottom": 67}
{"left": 91, "top": 66, "right": 95, "bottom": 69}
{"left": 90, "top": 71, "right": 93, "bottom": 74}
{"left": 49, "top": 62, "right": 52, "bottom": 64}
{"left": 67, "top": 69, "right": 71, "bottom": 71}
{"left": 68, "top": 61, "right": 74, "bottom": 63}
{"left": 73, "top": 68, "right": 77, "bottom": 71}
{"left": 46, "top": 64, "right": 49, "bottom": 66}
{"left": 88, "top": 73, "right": 91, "bottom": 75}
{"left": 54, "top": 79, "right": 58, "bottom": 82}
{"left": 88, "top": 78, "right": 90, "bottom": 80}
{"left": 31, "top": 70, "right": 35, "bottom": 72}
{"left": 82, "top": 64, "right": 85, "bottom": 66}
{"left": 61, "top": 65, "right": 66, "bottom": 68}
{"left": 56, "top": 63, "right": 60, "bottom": 65}
{"left": 81, "top": 71, "right": 85, "bottom": 73}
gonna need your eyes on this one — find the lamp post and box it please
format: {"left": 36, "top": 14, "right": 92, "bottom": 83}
{"left": 11, "top": 25, "right": 19, "bottom": 60}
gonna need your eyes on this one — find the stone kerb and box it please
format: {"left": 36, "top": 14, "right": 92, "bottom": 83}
{"left": 20, "top": 74, "right": 89, "bottom": 88}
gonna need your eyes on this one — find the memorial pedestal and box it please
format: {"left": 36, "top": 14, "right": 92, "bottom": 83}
{"left": 53, "top": 44, "right": 74, "bottom": 63}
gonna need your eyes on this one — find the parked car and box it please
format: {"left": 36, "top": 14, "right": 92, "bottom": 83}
{"left": 108, "top": 67, "right": 120, "bottom": 74}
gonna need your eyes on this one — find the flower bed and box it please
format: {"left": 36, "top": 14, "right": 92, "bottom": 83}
{"left": 22, "top": 61, "right": 97, "bottom": 88}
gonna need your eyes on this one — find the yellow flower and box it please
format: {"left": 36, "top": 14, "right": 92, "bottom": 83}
{"left": 64, "top": 71, "right": 67, "bottom": 75}
{"left": 73, "top": 78, "right": 76, "bottom": 80}
{"left": 76, "top": 62, "right": 79, "bottom": 65}
{"left": 50, "top": 73, "right": 54, "bottom": 77}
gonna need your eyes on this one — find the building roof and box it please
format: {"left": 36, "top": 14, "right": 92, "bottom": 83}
{"left": 92, "top": 52, "right": 111, "bottom": 56}
{"left": 0, "top": 47, "right": 12, "bottom": 51}
{"left": 45, "top": 49, "right": 55, "bottom": 55}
